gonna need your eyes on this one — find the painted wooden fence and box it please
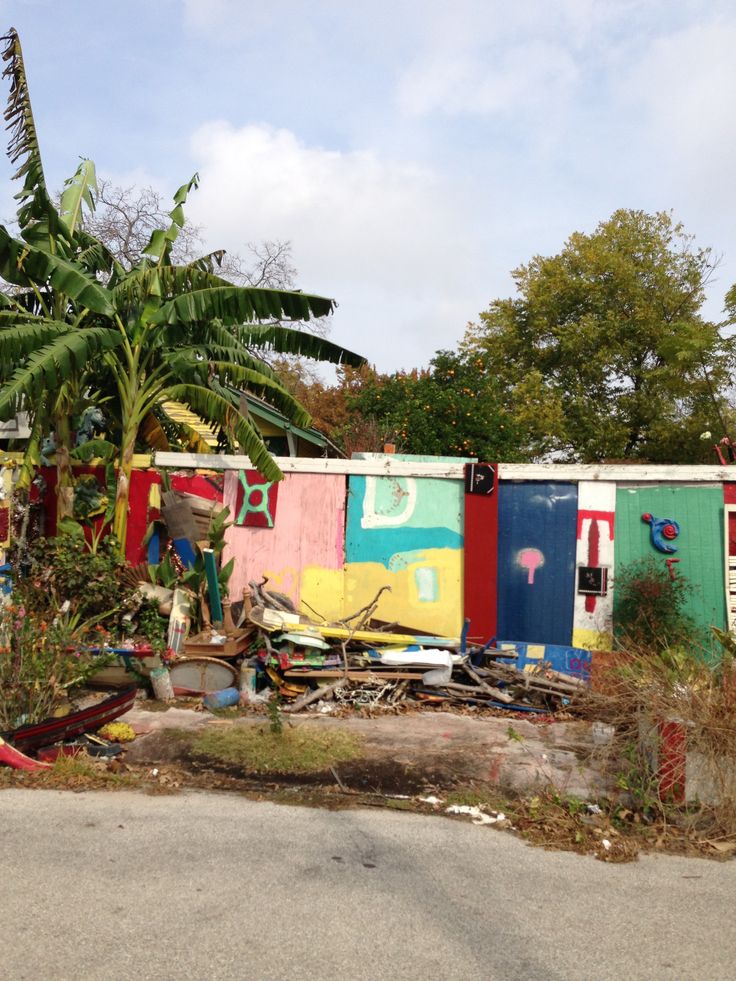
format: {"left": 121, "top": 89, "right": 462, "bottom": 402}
{"left": 15, "top": 452, "right": 729, "bottom": 651}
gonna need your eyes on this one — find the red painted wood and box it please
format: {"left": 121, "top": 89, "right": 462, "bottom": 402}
{"left": 37, "top": 465, "right": 162, "bottom": 565}
{"left": 658, "top": 719, "right": 686, "bottom": 803}
{"left": 463, "top": 464, "right": 498, "bottom": 645}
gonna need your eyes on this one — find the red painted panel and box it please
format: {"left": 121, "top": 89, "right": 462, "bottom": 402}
{"left": 463, "top": 463, "right": 498, "bottom": 645}
{"left": 34, "top": 465, "right": 162, "bottom": 566}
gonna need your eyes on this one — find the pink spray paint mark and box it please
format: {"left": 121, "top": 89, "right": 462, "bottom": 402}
{"left": 517, "top": 547, "right": 544, "bottom": 585}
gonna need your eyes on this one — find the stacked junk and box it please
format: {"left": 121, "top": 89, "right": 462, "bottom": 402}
{"left": 112, "top": 487, "right": 591, "bottom": 714}
{"left": 149, "top": 589, "right": 590, "bottom": 715}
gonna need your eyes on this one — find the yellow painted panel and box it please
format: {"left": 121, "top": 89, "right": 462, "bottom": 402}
{"left": 572, "top": 627, "right": 613, "bottom": 651}
{"left": 301, "top": 551, "right": 463, "bottom": 638}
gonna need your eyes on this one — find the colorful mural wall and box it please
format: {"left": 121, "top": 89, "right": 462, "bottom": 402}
{"left": 572, "top": 481, "right": 616, "bottom": 650}
{"left": 344, "top": 474, "right": 465, "bottom": 638}
{"left": 22, "top": 453, "right": 733, "bottom": 650}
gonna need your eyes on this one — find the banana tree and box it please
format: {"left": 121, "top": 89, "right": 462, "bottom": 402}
{"left": 0, "top": 28, "right": 364, "bottom": 553}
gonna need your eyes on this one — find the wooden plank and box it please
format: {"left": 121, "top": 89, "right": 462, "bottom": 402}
{"left": 283, "top": 670, "right": 426, "bottom": 680}
{"left": 155, "top": 452, "right": 466, "bottom": 479}
{"left": 499, "top": 464, "right": 732, "bottom": 482}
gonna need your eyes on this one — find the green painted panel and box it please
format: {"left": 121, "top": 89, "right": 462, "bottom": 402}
{"left": 615, "top": 486, "right": 726, "bottom": 636}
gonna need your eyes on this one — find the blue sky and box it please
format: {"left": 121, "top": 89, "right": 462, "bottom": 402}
{"left": 3, "top": 1, "right": 736, "bottom": 370}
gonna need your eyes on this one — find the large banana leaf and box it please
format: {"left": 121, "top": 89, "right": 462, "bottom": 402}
{"left": 165, "top": 382, "right": 282, "bottom": 480}
{"left": 0, "top": 226, "right": 114, "bottom": 315}
{"left": 1, "top": 29, "right": 57, "bottom": 229}
{"left": 111, "top": 262, "right": 233, "bottom": 309}
{"left": 236, "top": 322, "right": 364, "bottom": 366}
{"left": 59, "top": 158, "right": 97, "bottom": 237}
{"left": 150, "top": 285, "right": 336, "bottom": 327}
{"left": 159, "top": 339, "right": 283, "bottom": 382}
{"left": 143, "top": 174, "right": 199, "bottom": 265}
{"left": 76, "top": 230, "right": 126, "bottom": 281}
{"left": 0, "top": 327, "right": 122, "bottom": 419}
{"left": 162, "top": 351, "right": 311, "bottom": 426}
{"left": 0, "top": 318, "right": 73, "bottom": 368}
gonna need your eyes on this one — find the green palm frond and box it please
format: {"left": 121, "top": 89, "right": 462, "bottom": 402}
{"left": 0, "top": 226, "right": 114, "bottom": 315}
{"left": 0, "top": 319, "right": 73, "bottom": 370}
{"left": 70, "top": 437, "right": 116, "bottom": 463}
{"left": 150, "top": 285, "right": 336, "bottom": 327}
{"left": 76, "top": 230, "right": 126, "bottom": 281}
{"left": 159, "top": 340, "right": 282, "bottom": 382}
{"left": 59, "top": 158, "right": 97, "bottom": 237}
{"left": 163, "top": 351, "right": 310, "bottom": 426}
{"left": 164, "top": 382, "right": 281, "bottom": 480}
{"left": 143, "top": 173, "right": 199, "bottom": 266}
{"left": 111, "top": 262, "right": 233, "bottom": 309}
{"left": 237, "top": 322, "right": 364, "bottom": 366}
{"left": 0, "top": 327, "right": 122, "bottom": 419}
{"left": 1, "top": 28, "right": 58, "bottom": 229}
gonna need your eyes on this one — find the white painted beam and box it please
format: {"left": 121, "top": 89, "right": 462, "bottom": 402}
{"left": 496, "top": 463, "right": 735, "bottom": 483}
{"left": 153, "top": 452, "right": 466, "bottom": 479}
{"left": 153, "top": 453, "right": 736, "bottom": 483}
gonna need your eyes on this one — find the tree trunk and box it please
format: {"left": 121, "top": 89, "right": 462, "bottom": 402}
{"left": 112, "top": 420, "right": 136, "bottom": 557}
{"left": 55, "top": 415, "right": 74, "bottom": 522}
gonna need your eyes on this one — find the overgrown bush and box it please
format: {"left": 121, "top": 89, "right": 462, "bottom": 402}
{"left": 0, "top": 604, "right": 113, "bottom": 728}
{"left": 579, "top": 633, "right": 736, "bottom": 839}
{"left": 613, "top": 557, "right": 700, "bottom": 651}
{"left": 12, "top": 532, "right": 130, "bottom": 622}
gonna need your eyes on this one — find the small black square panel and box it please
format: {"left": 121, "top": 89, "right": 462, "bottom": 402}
{"left": 577, "top": 566, "right": 608, "bottom": 595}
{"left": 464, "top": 463, "right": 496, "bottom": 495}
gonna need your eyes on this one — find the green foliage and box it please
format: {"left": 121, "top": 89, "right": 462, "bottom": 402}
{"left": 137, "top": 600, "right": 168, "bottom": 658}
{"left": 613, "top": 557, "right": 699, "bottom": 651}
{"left": 342, "top": 350, "right": 522, "bottom": 460}
{"left": 0, "top": 603, "right": 115, "bottom": 727}
{"left": 267, "top": 693, "right": 284, "bottom": 735}
{"left": 464, "top": 209, "right": 734, "bottom": 463}
{"left": 12, "top": 531, "right": 129, "bottom": 622}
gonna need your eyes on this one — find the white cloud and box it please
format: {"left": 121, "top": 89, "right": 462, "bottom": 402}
{"left": 398, "top": 39, "right": 579, "bottom": 117}
{"left": 186, "top": 121, "right": 485, "bottom": 369}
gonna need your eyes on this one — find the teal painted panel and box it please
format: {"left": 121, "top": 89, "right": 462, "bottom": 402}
{"left": 614, "top": 486, "right": 726, "bottom": 635}
{"left": 346, "top": 475, "right": 463, "bottom": 567}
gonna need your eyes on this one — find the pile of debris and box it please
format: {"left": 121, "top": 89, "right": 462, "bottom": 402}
{"left": 237, "top": 584, "right": 590, "bottom": 716}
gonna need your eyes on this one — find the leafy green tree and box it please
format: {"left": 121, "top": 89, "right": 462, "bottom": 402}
{"left": 299, "top": 351, "right": 522, "bottom": 460}
{"left": 463, "top": 209, "right": 734, "bottom": 462}
{"left": 0, "top": 29, "right": 362, "bottom": 551}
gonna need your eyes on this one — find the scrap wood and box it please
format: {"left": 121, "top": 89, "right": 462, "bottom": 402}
{"left": 460, "top": 660, "right": 514, "bottom": 703}
{"left": 283, "top": 681, "right": 343, "bottom": 713}
{"left": 248, "top": 578, "right": 297, "bottom": 614}
{"left": 479, "top": 662, "right": 583, "bottom": 697}
{"left": 284, "top": 669, "right": 427, "bottom": 680}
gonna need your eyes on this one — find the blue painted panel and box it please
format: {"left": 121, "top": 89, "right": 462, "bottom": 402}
{"left": 495, "top": 641, "right": 591, "bottom": 681}
{"left": 497, "top": 482, "right": 578, "bottom": 646}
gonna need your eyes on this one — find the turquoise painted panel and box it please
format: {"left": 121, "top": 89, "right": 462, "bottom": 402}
{"left": 346, "top": 475, "right": 463, "bottom": 567}
{"left": 615, "top": 486, "right": 726, "bottom": 635}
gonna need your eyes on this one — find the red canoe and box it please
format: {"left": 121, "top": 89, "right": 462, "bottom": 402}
{"left": 2, "top": 686, "right": 137, "bottom": 753}
{"left": 0, "top": 736, "right": 52, "bottom": 771}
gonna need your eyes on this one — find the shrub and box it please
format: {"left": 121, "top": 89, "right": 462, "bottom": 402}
{"left": 0, "top": 604, "right": 114, "bottom": 728}
{"left": 613, "top": 557, "right": 700, "bottom": 651}
{"left": 12, "top": 532, "right": 130, "bottom": 623}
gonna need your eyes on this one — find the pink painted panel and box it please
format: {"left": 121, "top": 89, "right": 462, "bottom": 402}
{"left": 223, "top": 471, "right": 347, "bottom": 604}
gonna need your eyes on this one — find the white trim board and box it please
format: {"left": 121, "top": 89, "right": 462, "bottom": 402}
{"left": 153, "top": 453, "right": 736, "bottom": 483}
{"left": 153, "top": 452, "right": 466, "bottom": 479}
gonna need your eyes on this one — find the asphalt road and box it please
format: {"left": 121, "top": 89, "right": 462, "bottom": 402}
{"left": 2, "top": 789, "right": 735, "bottom": 980}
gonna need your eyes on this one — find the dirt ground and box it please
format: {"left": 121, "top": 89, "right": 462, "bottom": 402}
{"left": 120, "top": 701, "right": 610, "bottom": 798}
